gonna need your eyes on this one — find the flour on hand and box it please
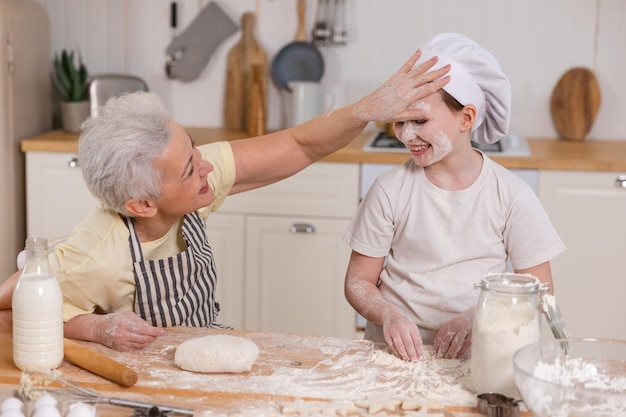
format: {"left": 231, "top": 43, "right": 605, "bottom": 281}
{"left": 174, "top": 334, "right": 260, "bottom": 373}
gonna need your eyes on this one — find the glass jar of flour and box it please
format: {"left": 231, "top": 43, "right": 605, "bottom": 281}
{"left": 471, "top": 273, "right": 546, "bottom": 398}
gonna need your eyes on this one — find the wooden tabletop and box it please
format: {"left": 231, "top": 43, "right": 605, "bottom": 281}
{"left": 0, "top": 326, "right": 502, "bottom": 417}
{"left": 20, "top": 128, "right": 626, "bottom": 172}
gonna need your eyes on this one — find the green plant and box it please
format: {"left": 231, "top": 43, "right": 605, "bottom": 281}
{"left": 52, "top": 49, "right": 89, "bottom": 102}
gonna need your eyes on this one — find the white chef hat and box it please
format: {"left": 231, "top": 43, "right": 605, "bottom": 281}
{"left": 412, "top": 33, "right": 511, "bottom": 145}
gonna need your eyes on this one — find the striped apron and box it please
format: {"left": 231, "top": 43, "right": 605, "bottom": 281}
{"left": 124, "top": 211, "right": 227, "bottom": 328}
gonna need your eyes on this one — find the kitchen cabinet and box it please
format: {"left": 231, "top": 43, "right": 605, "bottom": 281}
{"left": 538, "top": 170, "right": 626, "bottom": 340}
{"left": 206, "top": 162, "right": 360, "bottom": 339}
{"left": 25, "top": 151, "right": 99, "bottom": 239}
{"left": 203, "top": 212, "right": 245, "bottom": 329}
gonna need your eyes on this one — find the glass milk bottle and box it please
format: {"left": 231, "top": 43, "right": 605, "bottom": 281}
{"left": 471, "top": 273, "right": 544, "bottom": 398}
{"left": 12, "top": 237, "right": 64, "bottom": 371}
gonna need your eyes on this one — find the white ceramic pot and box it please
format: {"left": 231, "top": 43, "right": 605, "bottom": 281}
{"left": 282, "top": 81, "right": 335, "bottom": 128}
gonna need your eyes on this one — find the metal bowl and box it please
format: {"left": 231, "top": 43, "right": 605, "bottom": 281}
{"left": 513, "top": 338, "right": 626, "bottom": 417}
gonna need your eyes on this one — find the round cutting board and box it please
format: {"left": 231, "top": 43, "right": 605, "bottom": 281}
{"left": 550, "top": 67, "right": 601, "bottom": 142}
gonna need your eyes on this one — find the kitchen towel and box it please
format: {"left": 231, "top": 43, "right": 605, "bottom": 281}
{"left": 166, "top": 2, "right": 238, "bottom": 82}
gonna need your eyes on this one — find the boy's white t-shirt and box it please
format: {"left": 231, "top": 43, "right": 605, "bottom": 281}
{"left": 343, "top": 154, "right": 565, "bottom": 344}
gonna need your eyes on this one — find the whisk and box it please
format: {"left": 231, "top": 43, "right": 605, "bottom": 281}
{"left": 18, "top": 371, "right": 194, "bottom": 417}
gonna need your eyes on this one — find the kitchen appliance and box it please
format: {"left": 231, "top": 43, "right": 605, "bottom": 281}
{"left": 0, "top": 0, "right": 51, "bottom": 281}
{"left": 89, "top": 74, "right": 148, "bottom": 117}
{"left": 363, "top": 130, "right": 532, "bottom": 157}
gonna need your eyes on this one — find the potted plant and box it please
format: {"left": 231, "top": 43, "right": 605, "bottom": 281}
{"left": 52, "top": 49, "right": 90, "bottom": 133}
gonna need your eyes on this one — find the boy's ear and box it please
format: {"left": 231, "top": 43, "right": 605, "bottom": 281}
{"left": 461, "top": 105, "right": 477, "bottom": 133}
{"left": 125, "top": 199, "right": 157, "bottom": 218}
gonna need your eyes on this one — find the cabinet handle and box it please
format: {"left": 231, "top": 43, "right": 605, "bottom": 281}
{"left": 616, "top": 175, "right": 626, "bottom": 189}
{"left": 289, "top": 223, "right": 315, "bottom": 234}
{"left": 67, "top": 156, "right": 80, "bottom": 168}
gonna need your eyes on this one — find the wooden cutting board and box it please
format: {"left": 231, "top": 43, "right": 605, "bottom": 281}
{"left": 224, "top": 12, "right": 268, "bottom": 131}
{"left": 550, "top": 67, "right": 601, "bottom": 142}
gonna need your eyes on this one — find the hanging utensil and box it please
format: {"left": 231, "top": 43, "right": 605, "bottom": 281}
{"left": 331, "top": 0, "right": 346, "bottom": 45}
{"left": 312, "top": 0, "right": 330, "bottom": 45}
{"left": 271, "top": 0, "right": 324, "bottom": 92}
{"left": 165, "top": 2, "right": 179, "bottom": 79}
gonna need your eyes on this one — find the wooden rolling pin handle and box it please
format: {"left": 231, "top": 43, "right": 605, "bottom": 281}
{"left": 63, "top": 338, "right": 139, "bottom": 387}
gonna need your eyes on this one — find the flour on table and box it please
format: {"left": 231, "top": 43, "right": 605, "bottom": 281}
{"left": 109, "top": 333, "right": 476, "bottom": 415}
{"left": 174, "top": 334, "right": 259, "bottom": 373}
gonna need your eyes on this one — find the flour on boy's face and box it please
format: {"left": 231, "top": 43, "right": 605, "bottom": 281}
{"left": 395, "top": 96, "right": 456, "bottom": 167}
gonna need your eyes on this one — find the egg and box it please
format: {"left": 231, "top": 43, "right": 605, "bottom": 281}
{"left": 1, "top": 397, "right": 23, "bottom": 412}
{"left": 32, "top": 405, "right": 61, "bottom": 417}
{"left": 0, "top": 409, "right": 26, "bottom": 417}
{"left": 65, "top": 402, "right": 96, "bottom": 417}
{"left": 34, "top": 394, "right": 58, "bottom": 409}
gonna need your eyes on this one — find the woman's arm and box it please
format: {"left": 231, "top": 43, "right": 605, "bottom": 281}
{"left": 64, "top": 311, "right": 165, "bottom": 351}
{"left": 0, "top": 270, "right": 20, "bottom": 311}
{"left": 229, "top": 51, "right": 450, "bottom": 194}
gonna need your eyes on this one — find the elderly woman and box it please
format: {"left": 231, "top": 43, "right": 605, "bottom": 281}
{"left": 0, "top": 50, "right": 450, "bottom": 351}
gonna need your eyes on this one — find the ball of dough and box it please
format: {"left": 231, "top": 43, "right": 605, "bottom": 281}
{"left": 174, "top": 334, "right": 260, "bottom": 373}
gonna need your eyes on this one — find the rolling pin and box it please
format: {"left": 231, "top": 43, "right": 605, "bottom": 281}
{"left": 63, "top": 338, "right": 138, "bottom": 387}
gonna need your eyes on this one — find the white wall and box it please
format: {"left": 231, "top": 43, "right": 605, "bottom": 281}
{"left": 33, "top": 0, "right": 626, "bottom": 141}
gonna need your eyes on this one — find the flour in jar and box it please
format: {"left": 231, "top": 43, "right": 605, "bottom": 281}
{"left": 471, "top": 298, "right": 541, "bottom": 398}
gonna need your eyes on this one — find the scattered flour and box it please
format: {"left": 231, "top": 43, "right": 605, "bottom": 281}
{"left": 131, "top": 338, "right": 475, "bottom": 415}
{"left": 43, "top": 333, "right": 477, "bottom": 416}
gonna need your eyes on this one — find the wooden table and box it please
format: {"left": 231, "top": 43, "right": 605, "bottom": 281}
{"left": 0, "top": 326, "right": 501, "bottom": 416}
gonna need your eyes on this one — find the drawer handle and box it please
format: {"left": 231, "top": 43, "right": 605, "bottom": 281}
{"left": 616, "top": 175, "right": 626, "bottom": 188}
{"left": 289, "top": 223, "right": 315, "bottom": 234}
{"left": 67, "top": 156, "right": 80, "bottom": 168}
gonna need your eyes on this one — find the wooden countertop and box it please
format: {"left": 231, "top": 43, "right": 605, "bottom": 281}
{"left": 20, "top": 128, "right": 626, "bottom": 172}
{"left": 0, "top": 326, "right": 502, "bottom": 417}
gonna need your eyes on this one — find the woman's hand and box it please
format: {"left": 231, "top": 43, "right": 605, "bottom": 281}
{"left": 433, "top": 308, "right": 474, "bottom": 359}
{"left": 382, "top": 310, "right": 424, "bottom": 362}
{"left": 65, "top": 311, "right": 165, "bottom": 351}
{"left": 354, "top": 50, "right": 451, "bottom": 123}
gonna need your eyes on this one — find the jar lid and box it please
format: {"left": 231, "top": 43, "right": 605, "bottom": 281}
{"left": 477, "top": 272, "right": 541, "bottom": 294}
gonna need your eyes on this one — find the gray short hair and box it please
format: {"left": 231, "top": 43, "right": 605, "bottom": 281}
{"left": 78, "top": 91, "right": 171, "bottom": 216}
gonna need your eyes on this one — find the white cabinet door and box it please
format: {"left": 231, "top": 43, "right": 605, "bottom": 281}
{"left": 26, "top": 152, "right": 98, "bottom": 239}
{"left": 244, "top": 215, "right": 355, "bottom": 338}
{"left": 539, "top": 170, "right": 626, "bottom": 339}
{"left": 205, "top": 212, "right": 245, "bottom": 329}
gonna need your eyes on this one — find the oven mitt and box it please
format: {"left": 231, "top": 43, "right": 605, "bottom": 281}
{"left": 166, "top": 2, "right": 238, "bottom": 82}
